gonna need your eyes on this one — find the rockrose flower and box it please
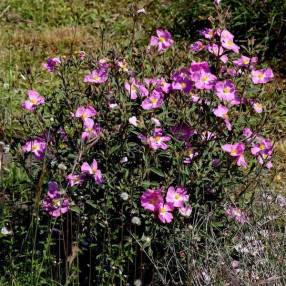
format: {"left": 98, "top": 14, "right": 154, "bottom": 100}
{"left": 183, "top": 145, "right": 198, "bottom": 164}
{"left": 220, "top": 29, "right": 240, "bottom": 53}
{"left": 193, "top": 71, "right": 217, "bottom": 90}
{"left": 222, "top": 142, "right": 247, "bottom": 168}
{"left": 166, "top": 186, "right": 189, "bottom": 208}
{"left": 22, "top": 138, "right": 46, "bottom": 160}
{"left": 199, "top": 28, "right": 215, "bottom": 39}
{"left": 233, "top": 55, "right": 257, "bottom": 68}
{"left": 141, "top": 90, "right": 164, "bottom": 110}
{"left": 42, "top": 181, "right": 70, "bottom": 218}
{"left": 84, "top": 68, "right": 108, "bottom": 84}
{"left": 144, "top": 128, "right": 171, "bottom": 150}
{"left": 125, "top": 78, "right": 148, "bottom": 100}
{"left": 140, "top": 188, "right": 164, "bottom": 212}
{"left": 225, "top": 206, "right": 248, "bottom": 224}
{"left": 66, "top": 174, "right": 84, "bottom": 187}
{"left": 251, "top": 101, "right": 263, "bottom": 113}
{"left": 81, "top": 118, "right": 101, "bottom": 140}
{"left": 81, "top": 159, "right": 103, "bottom": 184}
{"left": 213, "top": 105, "right": 232, "bottom": 131}
{"left": 158, "top": 203, "right": 174, "bottom": 223}
{"left": 215, "top": 80, "right": 240, "bottom": 105}
{"left": 22, "top": 90, "right": 45, "bottom": 112}
{"left": 148, "top": 29, "right": 174, "bottom": 53}
{"left": 75, "top": 106, "right": 97, "bottom": 120}
{"left": 251, "top": 137, "right": 273, "bottom": 169}
{"left": 190, "top": 40, "right": 205, "bottom": 53}
{"left": 172, "top": 76, "right": 192, "bottom": 93}
{"left": 179, "top": 205, "right": 192, "bottom": 217}
{"left": 251, "top": 68, "right": 274, "bottom": 84}
{"left": 207, "top": 44, "right": 228, "bottom": 63}
{"left": 43, "top": 57, "right": 61, "bottom": 72}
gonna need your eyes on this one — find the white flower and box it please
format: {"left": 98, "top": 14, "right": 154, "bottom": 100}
{"left": 134, "top": 279, "right": 142, "bottom": 286}
{"left": 151, "top": 117, "right": 161, "bottom": 126}
{"left": 131, "top": 216, "right": 141, "bottom": 225}
{"left": 120, "top": 157, "right": 128, "bottom": 164}
{"left": 137, "top": 8, "right": 146, "bottom": 14}
{"left": 1, "top": 227, "right": 12, "bottom": 235}
{"left": 120, "top": 192, "right": 129, "bottom": 201}
{"left": 109, "top": 103, "right": 118, "bottom": 109}
{"left": 128, "top": 116, "right": 138, "bottom": 127}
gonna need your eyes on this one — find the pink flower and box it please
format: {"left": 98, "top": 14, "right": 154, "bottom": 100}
{"left": 251, "top": 137, "right": 273, "bottom": 168}
{"left": 189, "top": 61, "right": 210, "bottom": 77}
{"left": 225, "top": 206, "right": 248, "bottom": 224}
{"left": 125, "top": 78, "right": 148, "bottom": 100}
{"left": 140, "top": 188, "right": 164, "bottom": 212}
{"left": 149, "top": 29, "right": 174, "bottom": 53}
{"left": 193, "top": 71, "right": 217, "bottom": 90}
{"left": 128, "top": 116, "right": 139, "bottom": 127}
{"left": 166, "top": 186, "right": 189, "bottom": 208}
{"left": 42, "top": 57, "right": 61, "bottom": 72}
{"left": 84, "top": 68, "right": 108, "bottom": 84}
{"left": 42, "top": 181, "right": 70, "bottom": 218}
{"left": 66, "top": 174, "right": 84, "bottom": 187}
{"left": 146, "top": 128, "right": 171, "bottom": 150}
{"left": 144, "top": 78, "right": 171, "bottom": 94}
{"left": 179, "top": 205, "right": 192, "bottom": 217}
{"left": 199, "top": 28, "right": 215, "bottom": 39}
{"left": 81, "top": 159, "right": 103, "bottom": 184}
{"left": 222, "top": 142, "right": 247, "bottom": 168}
{"left": 214, "top": 0, "right": 221, "bottom": 5}
{"left": 215, "top": 80, "right": 239, "bottom": 105}
{"left": 75, "top": 106, "right": 97, "bottom": 120}
{"left": 207, "top": 44, "right": 228, "bottom": 63}
{"left": 183, "top": 145, "right": 198, "bottom": 164}
{"left": 22, "top": 90, "right": 45, "bottom": 112}
{"left": 251, "top": 137, "right": 273, "bottom": 156}
{"left": 172, "top": 76, "right": 192, "bottom": 93}
{"left": 251, "top": 68, "right": 274, "bottom": 84}
{"left": 251, "top": 101, "right": 263, "bottom": 113}
{"left": 141, "top": 90, "right": 164, "bottom": 110}
{"left": 158, "top": 203, "right": 173, "bottom": 223}
{"left": 190, "top": 41, "right": 205, "bottom": 53}
{"left": 233, "top": 55, "right": 257, "bottom": 68}
{"left": 22, "top": 139, "right": 46, "bottom": 160}
{"left": 213, "top": 105, "right": 232, "bottom": 130}
{"left": 220, "top": 29, "right": 240, "bottom": 53}
{"left": 81, "top": 118, "right": 101, "bottom": 140}
{"left": 243, "top": 128, "right": 254, "bottom": 142}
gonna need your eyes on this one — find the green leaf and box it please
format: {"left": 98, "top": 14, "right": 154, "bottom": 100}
{"left": 149, "top": 167, "right": 165, "bottom": 177}
{"left": 71, "top": 205, "right": 81, "bottom": 214}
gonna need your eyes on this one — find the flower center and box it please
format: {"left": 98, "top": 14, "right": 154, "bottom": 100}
{"left": 258, "top": 73, "right": 265, "bottom": 79}
{"left": 53, "top": 199, "right": 61, "bottom": 207}
{"left": 159, "top": 37, "right": 166, "bottom": 43}
{"left": 180, "top": 82, "right": 187, "bottom": 89}
{"left": 32, "top": 145, "right": 39, "bottom": 151}
{"left": 160, "top": 207, "right": 166, "bottom": 214}
{"left": 150, "top": 97, "right": 158, "bottom": 104}
{"left": 174, "top": 194, "right": 181, "bottom": 200}
{"left": 202, "top": 75, "right": 209, "bottom": 82}
{"left": 93, "top": 75, "right": 100, "bottom": 81}
{"left": 230, "top": 149, "right": 238, "bottom": 156}
{"left": 223, "top": 87, "right": 230, "bottom": 94}
{"left": 226, "top": 40, "right": 234, "bottom": 47}
{"left": 30, "top": 98, "right": 37, "bottom": 105}
{"left": 154, "top": 136, "right": 161, "bottom": 142}
{"left": 259, "top": 144, "right": 265, "bottom": 150}
{"left": 243, "top": 58, "right": 250, "bottom": 65}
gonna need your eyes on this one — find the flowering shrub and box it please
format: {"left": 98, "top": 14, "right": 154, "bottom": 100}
{"left": 2, "top": 2, "right": 278, "bottom": 284}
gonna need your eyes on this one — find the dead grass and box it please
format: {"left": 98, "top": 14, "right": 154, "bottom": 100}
{"left": 3, "top": 26, "right": 98, "bottom": 54}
